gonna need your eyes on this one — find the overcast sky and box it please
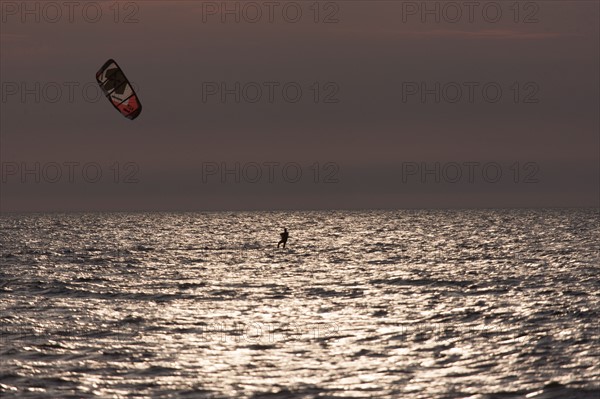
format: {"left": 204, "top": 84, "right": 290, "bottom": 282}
{"left": 1, "top": 1, "right": 598, "bottom": 212}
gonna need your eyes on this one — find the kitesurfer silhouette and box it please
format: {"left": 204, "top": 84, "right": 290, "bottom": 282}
{"left": 277, "top": 228, "right": 289, "bottom": 248}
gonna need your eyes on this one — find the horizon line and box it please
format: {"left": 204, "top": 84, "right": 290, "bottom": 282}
{"left": 1, "top": 206, "right": 598, "bottom": 215}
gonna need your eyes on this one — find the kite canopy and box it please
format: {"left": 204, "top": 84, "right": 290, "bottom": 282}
{"left": 96, "top": 59, "right": 142, "bottom": 120}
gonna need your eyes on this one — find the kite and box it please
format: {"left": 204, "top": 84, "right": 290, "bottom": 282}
{"left": 96, "top": 59, "right": 142, "bottom": 120}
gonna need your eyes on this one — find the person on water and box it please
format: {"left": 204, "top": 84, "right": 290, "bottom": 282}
{"left": 277, "top": 228, "right": 289, "bottom": 248}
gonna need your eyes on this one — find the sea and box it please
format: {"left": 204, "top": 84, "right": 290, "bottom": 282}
{"left": 0, "top": 209, "right": 598, "bottom": 398}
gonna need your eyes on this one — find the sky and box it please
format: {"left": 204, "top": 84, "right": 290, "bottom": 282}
{"left": 1, "top": 1, "right": 598, "bottom": 212}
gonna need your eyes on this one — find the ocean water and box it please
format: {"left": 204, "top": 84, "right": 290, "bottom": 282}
{"left": 0, "top": 209, "right": 598, "bottom": 399}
